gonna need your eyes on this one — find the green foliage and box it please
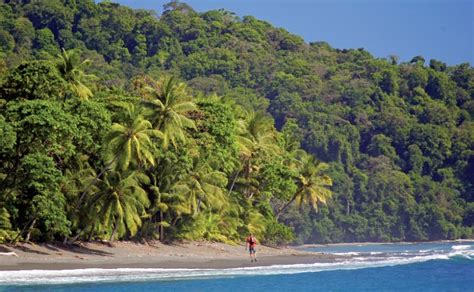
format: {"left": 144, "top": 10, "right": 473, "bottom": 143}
{"left": 33, "top": 28, "right": 59, "bottom": 55}
{"left": 57, "top": 49, "right": 96, "bottom": 100}
{"left": 104, "top": 103, "right": 162, "bottom": 171}
{"left": 64, "top": 99, "right": 111, "bottom": 155}
{"left": 139, "top": 76, "right": 197, "bottom": 150}
{"left": 0, "top": 29, "right": 15, "bottom": 53}
{"left": 87, "top": 171, "right": 150, "bottom": 240}
{"left": 0, "top": 206, "right": 16, "bottom": 243}
{"left": 12, "top": 17, "right": 35, "bottom": 49}
{"left": 263, "top": 220, "right": 295, "bottom": 246}
{"left": 19, "top": 153, "right": 70, "bottom": 240}
{"left": 194, "top": 97, "right": 238, "bottom": 173}
{"left": 0, "top": 61, "right": 65, "bottom": 101}
{"left": 6, "top": 99, "right": 78, "bottom": 159}
{"left": 0, "top": 115, "right": 16, "bottom": 153}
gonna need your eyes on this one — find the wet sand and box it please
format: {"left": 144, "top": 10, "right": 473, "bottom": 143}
{"left": 0, "top": 241, "right": 342, "bottom": 271}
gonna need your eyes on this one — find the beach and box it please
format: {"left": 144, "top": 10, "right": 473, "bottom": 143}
{"left": 0, "top": 241, "right": 340, "bottom": 271}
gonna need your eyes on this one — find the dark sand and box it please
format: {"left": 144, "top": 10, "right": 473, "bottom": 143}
{"left": 0, "top": 241, "right": 342, "bottom": 271}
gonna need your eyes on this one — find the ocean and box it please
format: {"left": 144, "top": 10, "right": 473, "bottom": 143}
{"left": 1, "top": 241, "right": 473, "bottom": 291}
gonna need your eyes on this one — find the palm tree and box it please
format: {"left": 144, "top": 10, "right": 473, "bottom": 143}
{"left": 181, "top": 208, "right": 243, "bottom": 243}
{"left": 213, "top": 202, "right": 244, "bottom": 241}
{"left": 142, "top": 173, "right": 190, "bottom": 242}
{"left": 236, "top": 110, "right": 280, "bottom": 157}
{"left": 86, "top": 171, "right": 150, "bottom": 241}
{"left": 57, "top": 48, "right": 95, "bottom": 100}
{"left": 104, "top": 104, "right": 162, "bottom": 171}
{"left": 231, "top": 110, "right": 280, "bottom": 199}
{"left": 276, "top": 153, "right": 333, "bottom": 218}
{"left": 77, "top": 105, "right": 161, "bottom": 212}
{"left": 140, "top": 76, "right": 197, "bottom": 149}
{"left": 243, "top": 207, "right": 267, "bottom": 239}
{"left": 180, "top": 161, "right": 229, "bottom": 215}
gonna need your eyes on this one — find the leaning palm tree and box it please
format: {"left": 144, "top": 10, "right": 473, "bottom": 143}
{"left": 276, "top": 153, "right": 333, "bottom": 218}
{"left": 104, "top": 104, "right": 163, "bottom": 171}
{"left": 57, "top": 48, "right": 95, "bottom": 100}
{"left": 139, "top": 76, "right": 197, "bottom": 149}
{"left": 86, "top": 171, "right": 150, "bottom": 241}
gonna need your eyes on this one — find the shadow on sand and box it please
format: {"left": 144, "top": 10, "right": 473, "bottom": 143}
{"left": 50, "top": 242, "right": 114, "bottom": 257}
{"left": 5, "top": 242, "right": 114, "bottom": 257}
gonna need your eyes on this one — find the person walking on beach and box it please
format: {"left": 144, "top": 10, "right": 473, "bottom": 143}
{"left": 246, "top": 233, "right": 257, "bottom": 262}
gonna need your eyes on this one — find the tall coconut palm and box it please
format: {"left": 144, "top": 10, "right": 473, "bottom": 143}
{"left": 140, "top": 76, "right": 197, "bottom": 149}
{"left": 276, "top": 154, "right": 333, "bottom": 218}
{"left": 104, "top": 104, "right": 162, "bottom": 171}
{"left": 86, "top": 171, "right": 150, "bottom": 241}
{"left": 57, "top": 48, "right": 95, "bottom": 100}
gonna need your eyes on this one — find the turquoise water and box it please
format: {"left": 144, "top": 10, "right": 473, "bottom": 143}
{"left": 1, "top": 242, "right": 473, "bottom": 291}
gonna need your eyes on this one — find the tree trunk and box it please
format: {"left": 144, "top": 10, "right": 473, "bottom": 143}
{"left": 159, "top": 211, "right": 164, "bottom": 242}
{"left": 11, "top": 218, "right": 34, "bottom": 244}
{"left": 276, "top": 188, "right": 303, "bottom": 219}
{"left": 171, "top": 216, "right": 180, "bottom": 227}
{"left": 227, "top": 169, "right": 240, "bottom": 196}
{"left": 275, "top": 196, "right": 297, "bottom": 219}
{"left": 77, "top": 153, "right": 120, "bottom": 208}
{"left": 346, "top": 198, "right": 350, "bottom": 215}
{"left": 110, "top": 222, "right": 118, "bottom": 241}
{"left": 69, "top": 229, "right": 83, "bottom": 243}
{"left": 87, "top": 223, "right": 95, "bottom": 242}
{"left": 25, "top": 219, "right": 37, "bottom": 242}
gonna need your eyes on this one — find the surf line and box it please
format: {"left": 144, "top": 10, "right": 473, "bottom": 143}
{"left": 2, "top": 252, "right": 471, "bottom": 285}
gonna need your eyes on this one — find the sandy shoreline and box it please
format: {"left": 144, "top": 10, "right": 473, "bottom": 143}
{"left": 0, "top": 241, "right": 342, "bottom": 271}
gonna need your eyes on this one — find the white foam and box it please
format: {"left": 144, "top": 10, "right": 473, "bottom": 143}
{"left": 1, "top": 251, "right": 469, "bottom": 286}
{"left": 452, "top": 245, "right": 472, "bottom": 251}
{"left": 448, "top": 249, "right": 474, "bottom": 259}
{"left": 332, "top": 252, "right": 361, "bottom": 256}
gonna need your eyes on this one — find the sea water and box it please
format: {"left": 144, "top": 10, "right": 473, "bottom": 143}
{"left": 0, "top": 241, "right": 472, "bottom": 291}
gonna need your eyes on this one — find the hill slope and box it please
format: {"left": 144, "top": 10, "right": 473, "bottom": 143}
{"left": 0, "top": 0, "right": 473, "bottom": 243}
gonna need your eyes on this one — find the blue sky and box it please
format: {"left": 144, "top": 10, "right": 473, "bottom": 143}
{"left": 110, "top": 0, "right": 473, "bottom": 65}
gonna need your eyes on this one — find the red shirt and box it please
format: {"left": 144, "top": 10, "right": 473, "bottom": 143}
{"left": 246, "top": 236, "right": 257, "bottom": 248}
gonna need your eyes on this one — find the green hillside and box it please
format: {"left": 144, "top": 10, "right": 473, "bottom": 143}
{"left": 0, "top": 0, "right": 472, "bottom": 244}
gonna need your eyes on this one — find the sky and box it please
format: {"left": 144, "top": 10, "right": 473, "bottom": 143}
{"left": 110, "top": 0, "right": 473, "bottom": 65}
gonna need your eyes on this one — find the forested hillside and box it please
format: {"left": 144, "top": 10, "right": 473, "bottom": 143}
{"left": 0, "top": 0, "right": 472, "bottom": 244}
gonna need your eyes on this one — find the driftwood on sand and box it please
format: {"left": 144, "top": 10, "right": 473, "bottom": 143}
{"left": 0, "top": 252, "right": 18, "bottom": 257}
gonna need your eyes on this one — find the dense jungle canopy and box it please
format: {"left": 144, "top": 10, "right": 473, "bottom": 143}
{"left": 0, "top": 0, "right": 473, "bottom": 244}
